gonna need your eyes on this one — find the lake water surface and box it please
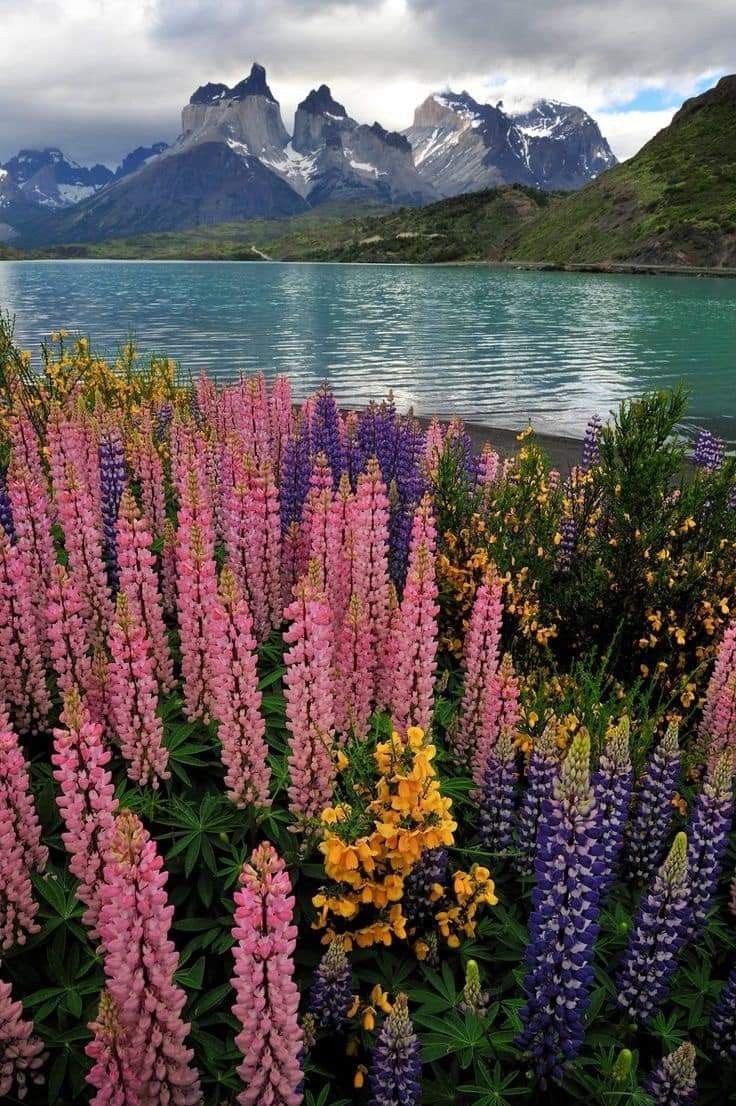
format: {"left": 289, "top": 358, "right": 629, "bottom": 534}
{"left": 1, "top": 259, "right": 734, "bottom": 439}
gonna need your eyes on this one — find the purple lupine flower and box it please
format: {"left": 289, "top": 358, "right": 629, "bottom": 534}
{"left": 645, "top": 1042, "right": 697, "bottom": 1105}
{"left": 517, "top": 722, "right": 561, "bottom": 876}
{"left": 592, "top": 719, "right": 634, "bottom": 899}
{"left": 693, "top": 429, "right": 725, "bottom": 472}
{"left": 557, "top": 515, "right": 577, "bottom": 573}
{"left": 625, "top": 723, "right": 680, "bottom": 884}
{"left": 684, "top": 752, "right": 734, "bottom": 942}
{"left": 311, "top": 386, "right": 346, "bottom": 487}
{"left": 280, "top": 419, "right": 312, "bottom": 531}
{"left": 479, "top": 729, "right": 518, "bottom": 854}
{"left": 617, "top": 831, "right": 690, "bottom": 1024}
{"left": 517, "top": 731, "right": 603, "bottom": 1084}
{"left": 307, "top": 938, "right": 353, "bottom": 1033}
{"left": 403, "top": 847, "right": 449, "bottom": 933}
{"left": 710, "top": 958, "right": 736, "bottom": 1060}
{"left": 580, "top": 413, "right": 602, "bottom": 472}
{"left": 357, "top": 398, "right": 397, "bottom": 482}
{"left": 154, "top": 402, "right": 173, "bottom": 444}
{"left": 368, "top": 993, "right": 421, "bottom": 1106}
{"left": 99, "top": 428, "right": 128, "bottom": 590}
{"left": 0, "top": 474, "right": 14, "bottom": 542}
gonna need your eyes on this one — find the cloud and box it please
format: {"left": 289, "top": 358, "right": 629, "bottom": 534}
{"left": 0, "top": 0, "right": 732, "bottom": 166}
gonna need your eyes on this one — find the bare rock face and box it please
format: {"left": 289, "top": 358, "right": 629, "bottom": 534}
{"left": 181, "top": 63, "right": 290, "bottom": 157}
{"left": 2, "top": 148, "right": 113, "bottom": 208}
{"left": 405, "top": 91, "right": 616, "bottom": 196}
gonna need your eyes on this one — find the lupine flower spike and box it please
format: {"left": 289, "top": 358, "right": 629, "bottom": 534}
{"left": 455, "top": 566, "right": 503, "bottom": 769}
{"left": 0, "top": 715, "right": 47, "bottom": 950}
{"left": 645, "top": 1041, "right": 697, "bottom": 1106}
{"left": 97, "top": 811, "right": 201, "bottom": 1105}
{"left": 626, "top": 723, "right": 681, "bottom": 884}
{"left": 479, "top": 728, "right": 519, "bottom": 854}
{"left": 517, "top": 731, "right": 602, "bottom": 1084}
{"left": 368, "top": 993, "right": 421, "bottom": 1106}
{"left": 517, "top": 721, "right": 561, "bottom": 876}
{"left": 85, "top": 990, "right": 135, "bottom": 1106}
{"left": 710, "top": 958, "right": 736, "bottom": 1060}
{"left": 0, "top": 973, "right": 46, "bottom": 1100}
{"left": 308, "top": 937, "right": 353, "bottom": 1032}
{"left": 617, "top": 832, "right": 690, "bottom": 1023}
{"left": 684, "top": 751, "right": 734, "bottom": 941}
{"left": 591, "top": 718, "right": 633, "bottom": 898}
{"left": 231, "top": 842, "right": 303, "bottom": 1106}
{"left": 700, "top": 620, "right": 736, "bottom": 759}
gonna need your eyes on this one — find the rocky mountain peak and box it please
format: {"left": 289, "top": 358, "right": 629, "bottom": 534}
{"left": 230, "top": 62, "right": 276, "bottom": 102}
{"left": 299, "top": 84, "right": 347, "bottom": 118}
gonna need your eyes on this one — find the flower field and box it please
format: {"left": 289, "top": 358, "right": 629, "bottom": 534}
{"left": 0, "top": 317, "right": 736, "bottom": 1105}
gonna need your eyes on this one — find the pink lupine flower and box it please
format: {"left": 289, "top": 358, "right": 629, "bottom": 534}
{"left": 269, "top": 375, "right": 293, "bottom": 480}
{"left": 0, "top": 716, "right": 47, "bottom": 950}
{"left": 46, "top": 562, "right": 95, "bottom": 703}
{"left": 175, "top": 465, "right": 219, "bottom": 721}
{"left": 231, "top": 842, "right": 303, "bottom": 1106}
{"left": 333, "top": 592, "right": 373, "bottom": 741}
{"left": 305, "top": 486, "right": 332, "bottom": 589}
{"left": 224, "top": 458, "right": 282, "bottom": 641}
{"left": 281, "top": 521, "right": 304, "bottom": 608}
{"left": 97, "top": 811, "right": 201, "bottom": 1106}
{"left": 471, "top": 652, "right": 521, "bottom": 790}
{"left": 132, "top": 409, "right": 167, "bottom": 540}
{"left": 351, "top": 458, "right": 391, "bottom": 703}
{"left": 325, "top": 473, "right": 353, "bottom": 635}
{"left": 207, "top": 567, "right": 271, "bottom": 808}
{"left": 701, "top": 620, "right": 736, "bottom": 759}
{"left": 390, "top": 498, "right": 439, "bottom": 734}
{"left": 54, "top": 457, "right": 114, "bottom": 644}
{"left": 376, "top": 582, "right": 401, "bottom": 712}
{"left": 85, "top": 991, "right": 135, "bottom": 1106}
{"left": 8, "top": 413, "right": 46, "bottom": 491}
{"left": 0, "top": 973, "right": 47, "bottom": 1099}
{"left": 7, "top": 458, "right": 56, "bottom": 649}
{"left": 0, "top": 527, "right": 51, "bottom": 733}
{"left": 477, "top": 443, "right": 500, "bottom": 487}
{"left": 52, "top": 688, "right": 118, "bottom": 937}
{"left": 423, "top": 418, "right": 444, "bottom": 476}
{"left": 454, "top": 567, "right": 504, "bottom": 768}
{"left": 117, "top": 491, "right": 174, "bottom": 693}
{"left": 161, "top": 519, "right": 177, "bottom": 616}
{"left": 107, "top": 592, "right": 170, "bottom": 788}
{"left": 284, "top": 566, "right": 337, "bottom": 821}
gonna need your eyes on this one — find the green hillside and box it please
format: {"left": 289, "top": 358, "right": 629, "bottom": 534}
{"left": 23, "top": 187, "right": 549, "bottom": 264}
{"left": 509, "top": 75, "right": 736, "bottom": 267}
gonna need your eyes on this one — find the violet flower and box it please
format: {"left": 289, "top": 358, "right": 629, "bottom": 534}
{"left": 625, "top": 723, "right": 680, "bottom": 884}
{"left": 369, "top": 993, "right": 421, "bottom": 1106}
{"left": 308, "top": 938, "right": 353, "bottom": 1033}
{"left": 479, "top": 729, "right": 519, "bottom": 854}
{"left": 684, "top": 752, "right": 734, "bottom": 941}
{"left": 645, "top": 1041, "right": 697, "bottom": 1105}
{"left": 592, "top": 718, "right": 634, "bottom": 899}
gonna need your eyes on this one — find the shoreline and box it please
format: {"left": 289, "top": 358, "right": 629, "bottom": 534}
{"left": 3, "top": 254, "right": 736, "bottom": 280}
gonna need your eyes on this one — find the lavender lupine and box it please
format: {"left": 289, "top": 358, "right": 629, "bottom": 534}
{"left": 0, "top": 973, "right": 46, "bottom": 1100}
{"left": 368, "top": 993, "right": 421, "bottom": 1106}
{"left": 516, "top": 722, "right": 561, "bottom": 877}
{"left": 617, "top": 832, "right": 691, "bottom": 1024}
{"left": 591, "top": 718, "right": 634, "bottom": 898}
{"left": 557, "top": 515, "right": 577, "bottom": 573}
{"left": 479, "top": 729, "right": 519, "bottom": 854}
{"left": 625, "top": 723, "right": 681, "bottom": 884}
{"left": 280, "top": 418, "right": 312, "bottom": 531}
{"left": 311, "top": 385, "right": 346, "bottom": 486}
{"left": 693, "top": 429, "right": 725, "bottom": 472}
{"left": 307, "top": 938, "right": 353, "bottom": 1032}
{"left": 645, "top": 1042, "right": 697, "bottom": 1106}
{"left": 97, "top": 811, "right": 201, "bottom": 1106}
{"left": 517, "top": 731, "right": 603, "bottom": 1084}
{"left": 580, "top": 413, "right": 602, "bottom": 471}
{"left": 710, "top": 959, "right": 736, "bottom": 1061}
{"left": 98, "top": 427, "right": 128, "bottom": 590}
{"left": 231, "top": 842, "right": 303, "bottom": 1106}
{"left": 403, "top": 847, "right": 449, "bottom": 933}
{"left": 683, "top": 751, "right": 734, "bottom": 941}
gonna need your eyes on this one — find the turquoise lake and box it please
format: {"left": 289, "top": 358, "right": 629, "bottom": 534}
{"left": 1, "top": 259, "right": 734, "bottom": 439}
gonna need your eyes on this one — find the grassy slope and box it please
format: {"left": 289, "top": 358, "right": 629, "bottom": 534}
{"left": 23, "top": 187, "right": 550, "bottom": 264}
{"left": 509, "top": 78, "right": 736, "bottom": 266}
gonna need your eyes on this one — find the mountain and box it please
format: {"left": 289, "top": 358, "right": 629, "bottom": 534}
{"left": 2, "top": 148, "right": 113, "bottom": 208}
{"left": 404, "top": 91, "right": 615, "bottom": 196}
{"left": 114, "top": 143, "right": 169, "bottom": 180}
{"left": 17, "top": 64, "right": 434, "bottom": 245}
{"left": 509, "top": 74, "right": 736, "bottom": 267}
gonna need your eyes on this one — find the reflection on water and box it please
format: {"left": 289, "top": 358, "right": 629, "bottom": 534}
{"left": 0, "top": 259, "right": 734, "bottom": 438}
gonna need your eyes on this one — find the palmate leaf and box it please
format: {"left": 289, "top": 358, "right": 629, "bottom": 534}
{"left": 457, "top": 1059, "right": 527, "bottom": 1104}
{"left": 418, "top": 1010, "right": 491, "bottom": 1067}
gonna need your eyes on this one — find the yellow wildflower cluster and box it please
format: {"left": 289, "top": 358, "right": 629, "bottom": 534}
{"left": 314, "top": 726, "right": 495, "bottom": 950}
{"left": 433, "top": 865, "right": 497, "bottom": 950}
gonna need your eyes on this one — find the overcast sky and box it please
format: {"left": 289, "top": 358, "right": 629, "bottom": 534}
{"left": 0, "top": 0, "right": 732, "bottom": 168}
